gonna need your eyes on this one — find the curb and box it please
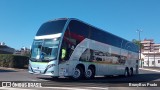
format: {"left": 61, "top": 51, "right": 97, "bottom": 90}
{"left": 0, "top": 67, "right": 27, "bottom": 71}
{"left": 140, "top": 68, "right": 160, "bottom": 72}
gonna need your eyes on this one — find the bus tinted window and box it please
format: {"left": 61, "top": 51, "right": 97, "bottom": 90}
{"left": 59, "top": 20, "right": 90, "bottom": 62}
{"left": 90, "top": 27, "right": 120, "bottom": 47}
{"left": 90, "top": 27, "right": 104, "bottom": 43}
{"left": 90, "top": 27, "right": 138, "bottom": 53}
{"left": 36, "top": 20, "right": 67, "bottom": 36}
{"left": 69, "top": 20, "right": 89, "bottom": 38}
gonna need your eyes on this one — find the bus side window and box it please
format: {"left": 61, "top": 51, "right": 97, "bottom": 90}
{"left": 60, "top": 41, "right": 70, "bottom": 61}
{"left": 61, "top": 48, "right": 67, "bottom": 60}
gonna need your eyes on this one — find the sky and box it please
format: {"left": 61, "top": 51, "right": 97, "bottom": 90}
{"left": 0, "top": 0, "right": 160, "bottom": 49}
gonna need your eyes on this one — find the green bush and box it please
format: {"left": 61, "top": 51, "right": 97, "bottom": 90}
{"left": 0, "top": 54, "right": 29, "bottom": 68}
{"left": 13, "top": 55, "right": 29, "bottom": 68}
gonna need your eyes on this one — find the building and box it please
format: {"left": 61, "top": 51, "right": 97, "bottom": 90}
{"left": 0, "top": 42, "right": 15, "bottom": 54}
{"left": 14, "top": 47, "right": 30, "bottom": 56}
{"left": 141, "top": 39, "right": 160, "bottom": 67}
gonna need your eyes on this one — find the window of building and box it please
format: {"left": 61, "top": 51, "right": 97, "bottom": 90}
{"left": 152, "top": 61, "right": 155, "bottom": 65}
{"left": 145, "top": 61, "right": 148, "bottom": 65}
{"left": 158, "top": 60, "right": 160, "bottom": 63}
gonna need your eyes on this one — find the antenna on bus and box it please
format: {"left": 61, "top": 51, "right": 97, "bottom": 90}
{"left": 54, "top": 18, "right": 68, "bottom": 20}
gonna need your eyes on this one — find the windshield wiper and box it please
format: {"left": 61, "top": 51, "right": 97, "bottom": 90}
{"left": 41, "top": 59, "right": 55, "bottom": 62}
{"left": 30, "top": 58, "right": 38, "bottom": 62}
{"left": 30, "top": 58, "right": 55, "bottom": 62}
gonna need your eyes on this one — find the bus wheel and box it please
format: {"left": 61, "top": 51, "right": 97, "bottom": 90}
{"left": 51, "top": 76, "right": 59, "bottom": 80}
{"left": 85, "top": 67, "right": 95, "bottom": 79}
{"left": 124, "top": 68, "right": 129, "bottom": 77}
{"left": 72, "top": 66, "right": 83, "bottom": 80}
{"left": 130, "top": 68, "right": 133, "bottom": 76}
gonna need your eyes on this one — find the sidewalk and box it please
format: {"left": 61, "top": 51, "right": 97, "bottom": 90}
{"left": 140, "top": 66, "right": 160, "bottom": 72}
{"left": 141, "top": 66, "right": 160, "bottom": 70}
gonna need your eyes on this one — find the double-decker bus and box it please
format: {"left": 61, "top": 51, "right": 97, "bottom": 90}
{"left": 29, "top": 18, "right": 139, "bottom": 79}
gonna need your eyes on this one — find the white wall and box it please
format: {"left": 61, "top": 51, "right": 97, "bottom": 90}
{"left": 143, "top": 54, "right": 160, "bottom": 67}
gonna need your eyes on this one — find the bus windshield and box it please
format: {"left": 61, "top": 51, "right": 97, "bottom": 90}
{"left": 31, "top": 38, "right": 60, "bottom": 61}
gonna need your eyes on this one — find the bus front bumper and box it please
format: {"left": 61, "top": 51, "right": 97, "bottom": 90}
{"left": 28, "top": 61, "right": 59, "bottom": 76}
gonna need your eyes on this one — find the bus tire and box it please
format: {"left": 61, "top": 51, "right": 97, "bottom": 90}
{"left": 72, "top": 66, "right": 84, "bottom": 80}
{"left": 85, "top": 67, "right": 95, "bottom": 79}
{"left": 51, "top": 76, "right": 59, "bottom": 80}
{"left": 124, "top": 68, "right": 129, "bottom": 77}
{"left": 130, "top": 68, "right": 133, "bottom": 76}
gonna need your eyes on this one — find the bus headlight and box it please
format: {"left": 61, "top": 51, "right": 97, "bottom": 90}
{"left": 51, "top": 71, "right": 54, "bottom": 74}
{"left": 44, "top": 64, "right": 56, "bottom": 74}
{"left": 46, "top": 64, "right": 55, "bottom": 69}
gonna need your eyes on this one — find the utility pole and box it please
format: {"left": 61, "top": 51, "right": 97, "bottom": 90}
{"left": 153, "top": 46, "right": 155, "bottom": 67}
{"left": 136, "top": 29, "right": 143, "bottom": 68}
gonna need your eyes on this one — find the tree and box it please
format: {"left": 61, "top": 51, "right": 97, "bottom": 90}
{"left": 132, "top": 39, "right": 144, "bottom": 49}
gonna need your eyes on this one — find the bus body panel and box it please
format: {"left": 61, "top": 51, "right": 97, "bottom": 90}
{"left": 60, "top": 38, "right": 138, "bottom": 76}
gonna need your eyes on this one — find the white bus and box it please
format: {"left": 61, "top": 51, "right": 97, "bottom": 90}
{"left": 29, "top": 18, "right": 139, "bottom": 80}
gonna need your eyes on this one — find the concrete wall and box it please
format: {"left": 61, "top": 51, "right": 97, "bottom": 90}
{"left": 143, "top": 54, "right": 160, "bottom": 67}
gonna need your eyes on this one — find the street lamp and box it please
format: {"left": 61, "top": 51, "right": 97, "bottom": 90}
{"left": 136, "top": 29, "right": 143, "bottom": 68}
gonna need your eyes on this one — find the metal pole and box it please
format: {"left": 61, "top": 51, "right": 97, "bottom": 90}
{"left": 148, "top": 51, "right": 149, "bottom": 67}
{"left": 154, "top": 48, "right": 155, "bottom": 67}
{"left": 137, "top": 29, "right": 142, "bottom": 68}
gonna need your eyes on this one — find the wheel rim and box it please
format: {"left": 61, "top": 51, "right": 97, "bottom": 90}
{"left": 73, "top": 68, "right": 81, "bottom": 79}
{"left": 125, "top": 70, "right": 128, "bottom": 77}
{"left": 86, "top": 69, "right": 92, "bottom": 78}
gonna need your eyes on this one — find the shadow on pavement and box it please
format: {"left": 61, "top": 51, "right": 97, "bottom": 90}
{"left": 0, "top": 69, "right": 17, "bottom": 73}
{"left": 34, "top": 73, "right": 160, "bottom": 87}
{"left": 37, "top": 73, "right": 160, "bottom": 83}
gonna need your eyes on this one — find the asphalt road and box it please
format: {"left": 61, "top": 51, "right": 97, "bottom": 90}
{"left": 0, "top": 68, "right": 160, "bottom": 90}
